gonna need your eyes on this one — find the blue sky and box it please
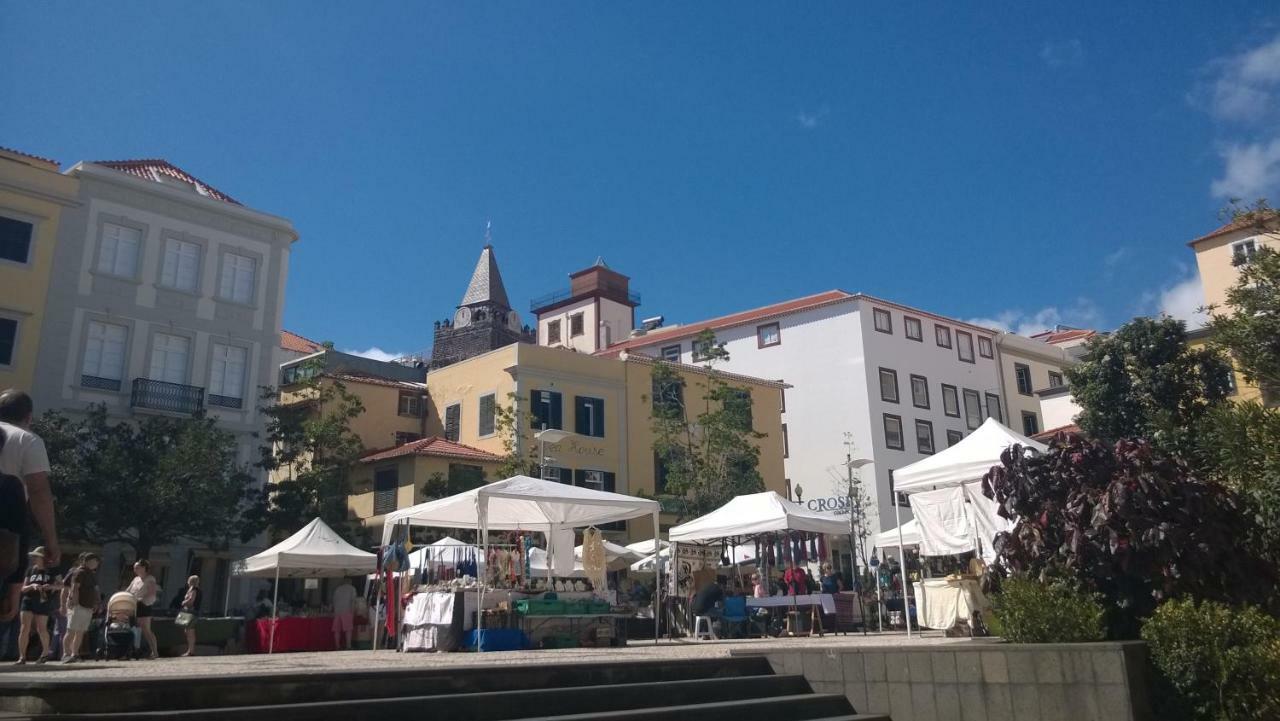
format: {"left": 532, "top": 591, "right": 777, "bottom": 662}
{"left": 5, "top": 2, "right": 1280, "bottom": 359}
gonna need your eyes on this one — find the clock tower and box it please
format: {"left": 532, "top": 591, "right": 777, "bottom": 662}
{"left": 430, "top": 244, "right": 534, "bottom": 369}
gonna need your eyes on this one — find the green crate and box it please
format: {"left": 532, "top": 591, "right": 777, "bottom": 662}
{"left": 515, "top": 599, "right": 566, "bottom": 616}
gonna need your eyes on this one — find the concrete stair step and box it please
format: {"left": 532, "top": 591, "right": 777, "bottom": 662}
{"left": 807, "top": 716, "right": 892, "bottom": 721}
{"left": 516, "top": 693, "right": 855, "bottom": 721}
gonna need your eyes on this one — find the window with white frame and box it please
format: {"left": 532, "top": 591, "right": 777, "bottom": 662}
{"left": 883, "top": 413, "right": 904, "bottom": 450}
{"left": 660, "top": 344, "right": 680, "bottom": 362}
{"left": 985, "top": 391, "right": 1003, "bottom": 423}
{"left": 879, "top": 368, "right": 899, "bottom": 403}
{"left": 915, "top": 419, "right": 935, "bottom": 454}
{"left": 0, "top": 317, "right": 16, "bottom": 366}
{"left": 1015, "top": 363, "right": 1033, "bottom": 395}
{"left": 978, "top": 336, "right": 993, "bottom": 358}
{"left": 82, "top": 321, "right": 128, "bottom": 389}
{"left": 963, "top": 388, "right": 982, "bottom": 429}
{"left": 692, "top": 336, "right": 718, "bottom": 362}
{"left": 1232, "top": 239, "right": 1258, "bottom": 265}
{"left": 757, "top": 322, "right": 781, "bottom": 348}
{"left": 1048, "top": 370, "right": 1064, "bottom": 388}
{"left": 149, "top": 333, "right": 190, "bottom": 385}
{"left": 956, "top": 330, "right": 975, "bottom": 363}
{"left": 209, "top": 343, "right": 247, "bottom": 408}
{"left": 160, "top": 237, "right": 201, "bottom": 292}
{"left": 219, "top": 252, "right": 256, "bottom": 304}
{"left": 904, "top": 316, "right": 923, "bottom": 341}
{"left": 0, "top": 216, "right": 34, "bottom": 264}
{"left": 1022, "top": 411, "right": 1040, "bottom": 436}
{"left": 577, "top": 469, "right": 606, "bottom": 491}
{"left": 547, "top": 319, "right": 562, "bottom": 345}
{"left": 910, "top": 374, "right": 929, "bottom": 409}
{"left": 397, "top": 391, "right": 422, "bottom": 417}
{"left": 942, "top": 384, "right": 960, "bottom": 417}
{"left": 873, "top": 308, "right": 893, "bottom": 334}
{"left": 569, "top": 312, "right": 585, "bottom": 337}
{"left": 97, "top": 222, "right": 141, "bottom": 278}
{"left": 935, "top": 324, "right": 952, "bottom": 348}
{"left": 946, "top": 429, "right": 963, "bottom": 447}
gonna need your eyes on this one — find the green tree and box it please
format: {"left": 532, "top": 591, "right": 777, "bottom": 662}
{"left": 1065, "top": 316, "right": 1231, "bottom": 454}
{"left": 1193, "top": 402, "right": 1280, "bottom": 571}
{"left": 248, "top": 368, "right": 366, "bottom": 541}
{"left": 493, "top": 392, "right": 539, "bottom": 479}
{"left": 1205, "top": 200, "right": 1280, "bottom": 397}
{"left": 650, "top": 329, "right": 766, "bottom": 519}
{"left": 35, "top": 405, "right": 258, "bottom": 559}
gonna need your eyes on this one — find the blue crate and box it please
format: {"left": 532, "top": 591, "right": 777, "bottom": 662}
{"left": 464, "top": 629, "right": 529, "bottom": 651}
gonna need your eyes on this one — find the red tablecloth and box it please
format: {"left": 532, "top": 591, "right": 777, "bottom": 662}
{"left": 247, "top": 617, "right": 335, "bottom": 654}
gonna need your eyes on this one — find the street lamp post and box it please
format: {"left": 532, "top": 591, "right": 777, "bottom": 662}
{"left": 534, "top": 427, "right": 573, "bottom": 480}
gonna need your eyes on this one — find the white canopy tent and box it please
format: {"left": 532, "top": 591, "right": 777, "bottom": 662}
{"left": 668, "top": 491, "right": 849, "bottom": 542}
{"left": 873, "top": 519, "right": 922, "bottom": 550}
{"left": 527, "top": 541, "right": 642, "bottom": 577}
{"left": 233, "top": 517, "right": 377, "bottom": 653}
{"left": 379, "top": 475, "right": 661, "bottom": 649}
{"left": 889, "top": 418, "right": 1047, "bottom": 636}
{"left": 367, "top": 536, "right": 482, "bottom": 580}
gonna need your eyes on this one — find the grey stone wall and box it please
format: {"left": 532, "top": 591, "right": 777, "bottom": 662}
{"left": 738, "top": 641, "right": 1151, "bottom": 721}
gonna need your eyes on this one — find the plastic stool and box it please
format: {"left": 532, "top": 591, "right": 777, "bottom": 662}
{"left": 693, "top": 615, "right": 717, "bottom": 641}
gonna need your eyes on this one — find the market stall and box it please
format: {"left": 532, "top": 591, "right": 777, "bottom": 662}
{"left": 380, "top": 475, "right": 661, "bottom": 651}
{"left": 891, "top": 418, "right": 1046, "bottom": 634}
{"left": 234, "top": 517, "right": 377, "bottom": 654}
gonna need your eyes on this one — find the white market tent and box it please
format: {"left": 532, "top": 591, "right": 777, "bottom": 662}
{"left": 367, "top": 536, "right": 482, "bottom": 580}
{"left": 526, "top": 541, "right": 641, "bottom": 577}
{"left": 379, "top": 475, "right": 661, "bottom": 648}
{"left": 893, "top": 417, "right": 1047, "bottom": 494}
{"left": 873, "top": 519, "right": 922, "bottom": 550}
{"left": 668, "top": 491, "right": 848, "bottom": 542}
{"left": 233, "top": 517, "right": 377, "bottom": 653}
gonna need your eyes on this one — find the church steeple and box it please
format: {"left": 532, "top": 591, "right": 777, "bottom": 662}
{"left": 429, "top": 228, "right": 534, "bottom": 370}
{"left": 459, "top": 245, "right": 511, "bottom": 311}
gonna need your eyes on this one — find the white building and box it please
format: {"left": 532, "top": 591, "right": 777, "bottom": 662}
{"left": 595, "top": 290, "right": 1008, "bottom": 551}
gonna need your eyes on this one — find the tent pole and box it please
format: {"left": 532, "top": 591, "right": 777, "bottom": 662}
{"left": 895, "top": 500, "right": 911, "bottom": 638}
{"left": 269, "top": 565, "right": 280, "bottom": 654}
{"left": 224, "top": 571, "right": 233, "bottom": 616}
{"left": 652, "top": 511, "right": 660, "bottom": 646}
{"left": 477, "top": 498, "right": 486, "bottom": 653}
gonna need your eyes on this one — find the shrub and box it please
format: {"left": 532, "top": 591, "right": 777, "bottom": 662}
{"left": 1141, "top": 599, "right": 1280, "bottom": 721}
{"left": 989, "top": 578, "right": 1105, "bottom": 643}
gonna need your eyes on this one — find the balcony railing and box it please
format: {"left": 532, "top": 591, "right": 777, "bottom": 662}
{"left": 131, "top": 378, "right": 205, "bottom": 415}
{"left": 208, "top": 393, "right": 244, "bottom": 410}
{"left": 530, "top": 286, "right": 641, "bottom": 312}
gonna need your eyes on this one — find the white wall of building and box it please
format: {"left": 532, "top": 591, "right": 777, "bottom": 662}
{"left": 537, "top": 296, "right": 633, "bottom": 353}
{"left": 1038, "top": 387, "right": 1082, "bottom": 431}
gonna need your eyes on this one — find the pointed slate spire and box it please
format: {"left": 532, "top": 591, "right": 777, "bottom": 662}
{"left": 460, "top": 245, "right": 511, "bottom": 310}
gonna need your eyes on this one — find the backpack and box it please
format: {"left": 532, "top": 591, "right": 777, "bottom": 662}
{"left": 0, "top": 430, "right": 25, "bottom": 581}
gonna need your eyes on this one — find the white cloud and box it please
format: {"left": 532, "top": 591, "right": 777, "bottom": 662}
{"left": 1040, "top": 39, "right": 1084, "bottom": 69}
{"left": 1200, "top": 33, "right": 1280, "bottom": 123}
{"left": 1152, "top": 273, "right": 1208, "bottom": 329}
{"left": 795, "top": 106, "right": 829, "bottom": 130}
{"left": 1211, "top": 138, "right": 1280, "bottom": 198}
{"left": 342, "top": 347, "right": 409, "bottom": 362}
{"left": 966, "top": 299, "right": 1103, "bottom": 338}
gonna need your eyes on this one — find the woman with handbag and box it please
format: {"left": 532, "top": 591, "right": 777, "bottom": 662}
{"left": 126, "top": 560, "right": 160, "bottom": 659}
{"left": 177, "top": 575, "right": 201, "bottom": 657}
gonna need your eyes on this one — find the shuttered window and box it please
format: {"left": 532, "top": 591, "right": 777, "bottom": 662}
{"left": 530, "top": 390, "right": 563, "bottom": 430}
{"left": 478, "top": 393, "right": 496, "bottom": 436}
{"left": 445, "top": 403, "right": 461, "bottom": 442}
{"left": 574, "top": 396, "right": 605, "bottom": 437}
{"left": 373, "top": 468, "right": 398, "bottom": 516}
{"left": 98, "top": 222, "right": 141, "bottom": 278}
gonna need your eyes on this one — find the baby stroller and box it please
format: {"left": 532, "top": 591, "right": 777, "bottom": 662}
{"left": 99, "top": 592, "right": 140, "bottom": 660}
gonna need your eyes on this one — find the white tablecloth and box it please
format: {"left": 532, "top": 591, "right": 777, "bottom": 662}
{"left": 402, "top": 591, "right": 479, "bottom": 651}
{"left": 746, "top": 594, "right": 837, "bottom": 615}
{"left": 913, "top": 578, "right": 987, "bottom": 630}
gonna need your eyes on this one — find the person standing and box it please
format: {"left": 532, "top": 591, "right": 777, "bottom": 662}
{"left": 180, "top": 575, "right": 201, "bottom": 657}
{"left": 330, "top": 578, "right": 357, "bottom": 650}
{"left": 14, "top": 547, "right": 57, "bottom": 664}
{"left": 63, "top": 553, "right": 100, "bottom": 663}
{"left": 126, "top": 560, "right": 160, "bottom": 659}
{"left": 0, "top": 390, "right": 61, "bottom": 623}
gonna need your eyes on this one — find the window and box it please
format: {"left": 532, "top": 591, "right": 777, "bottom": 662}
{"left": 208, "top": 343, "right": 247, "bottom": 408}
{"left": 0, "top": 318, "right": 15, "bottom": 366}
{"left": 447, "top": 463, "right": 487, "bottom": 494}
{"left": 575, "top": 396, "right": 605, "bottom": 437}
{"left": 879, "top": 368, "right": 899, "bottom": 403}
{"left": 757, "top": 322, "right": 781, "bottom": 348}
{"left": 660, "top": 344, "right": 681, "bottom": 362}
{"left": 956, "top": 330, "right": 975, "bottom": 363}
{"left": 0, "top": 216, "right": 33, "bottom": 264}
{"left": 873, "top": 308, "right": 893, "bottom": 334}
{"left": 904, "top": 316, "right": 923, "bottom": 341}
{"left": 1021, "top": 411, "right": 1040, "bottom": 437}
{"left": 394, "top": 431, "right": 422, "bottom": 446}
{"left": 530, "top": 389, "right": 563, "bottom": 430}
{"left": 655, "top": 451, "right": 674, "bottom": 494}
{"left": 398, "top": 391, "right": 422, "bottom": 417}
{"left": 574, "top": 469, "right": 615, "bottom": 492}
{"left": 219, "top": 252, "right": 256, "bottom": 304}
{"left": 541, "top": 465, "right": 566, "bottom": 483}
{"left": 652, "top": 376, "right": 684, "bottom": 416}
{"left": 941, "top": 384, "right": 960, "bottom": 418}
{"left": 915, "top": 420, "right": 935, "bottom": 454}
{"left": 569, "top": 312, "right": 585, "bottom": 338}
{"left": 547, "top": 319, "right": 562, "bottom": 345}
{"left": 160, "top": 238, "right": 201, "bottom": 292}
{"left": 984, "top": 392, "right": 1003, "bottom": 423}
{"left": 149, "top": 332, "right": 190, "bottom": 385}
{"left": 478, "top": 393, "right": 496, "bottom": 436}
{"left": 781, "top": 423, "right": 789, "bottom": 458}
{"left": 889, "top": 469, "right": 908, "bottom": 507}
{"left": 442, "top": 403, "right": 460, "bottom": 441}
{"left": 1233, "top": 239, "right": 1258, "bottom": 265}
{"left": 910, "top": 374, "right": 929, "bottom": 409}
{"left": 978, "top": 336, "right": 993, "bottom": 358}
{"left": 724, "top": 388, "right": 752, "bottom": 431}
{"left": 1014, "top": 363, "right": 1033, "bottom": 395}
{"left": 373, "top": 467, "right": 398, "bottom": 516}
{"left": 1048, "top": 371, "right": 1064, "bottom": 388}
{"left": 692, "top": 336, "right": 717, "bottom": 362}
{"left": 97, "top": 222, "right": 141, "bottom": 278}
{"left": 935, "top": 325, "right": 952, "bottom": 348}
{"left": 963, "top": 388, "right": 982, "bottom": 429}
{"left": 946, "top": 429, "right": 963, "bottom": 447}
{"left": 883, "top": 413, "right": 904, "bottom": 450}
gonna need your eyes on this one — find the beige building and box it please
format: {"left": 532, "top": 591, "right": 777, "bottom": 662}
{"left": 995, "top": 332, "right": 1073, "bottom": 437}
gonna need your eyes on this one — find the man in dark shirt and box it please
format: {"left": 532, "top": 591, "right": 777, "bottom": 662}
{"left": 690, "top": 579, "right": 725, "bottom": 617}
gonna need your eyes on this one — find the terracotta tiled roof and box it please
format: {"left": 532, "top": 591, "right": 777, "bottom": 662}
{"left": 620, "top": 353, "right": 789, "bottom": 389}
{"left": 597, "top": 290, "right": 855, "bottom": 356}
{"left": 90, "top": 159, "right": 242, "bottom": 205}
{"left": 280, "top": 330, "right": 324, "bottom": 355}
{"left": 328, "top": 372, "right": 424, "bottom": 391}
{"left": 1032, "top": 423, "right": 1081, "bottom": 442}
{"left": 361, "top": 436, "right": 502, "bottom": 464}
{"left": 1030, "top": 328, "right": 1096, "bottom": 345}
{"left": 1187, "top": 211, "right": 1279, "bottom": 246}
{"left": 0, "top": 146, "right": 59, "bottom": 169}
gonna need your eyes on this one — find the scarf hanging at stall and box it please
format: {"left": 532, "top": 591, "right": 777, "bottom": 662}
{"left": 817, "top": 534, "right": 827, "bottom": 560}
{"left": 809, "top": 533, "right": 818, "bottom": 559}
{"left": 581, "top": 527, "right": 608, "bottom": 593}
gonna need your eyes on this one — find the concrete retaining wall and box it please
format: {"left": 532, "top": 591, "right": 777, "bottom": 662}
{"left": 736, "top": 641, "right": 1151, "bottom": 721}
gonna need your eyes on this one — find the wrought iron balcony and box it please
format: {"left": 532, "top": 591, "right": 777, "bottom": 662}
{"left": 530, "top": 286, "right": 641, "bottom": 312}
{"left": 131, "top": 378, "right": 205, "bottom": 415}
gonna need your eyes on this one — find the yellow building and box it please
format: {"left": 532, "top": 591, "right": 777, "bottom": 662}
{"left": 0, "top": 148, "right": 79, "bottom": 391}
{"left": 418, "top": 342, "right": 788, "bottom": 540}
{"left": 1187, "top": 213, "right": 1279, "bottom": 406}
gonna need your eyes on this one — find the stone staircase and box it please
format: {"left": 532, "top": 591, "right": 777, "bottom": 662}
{"left": 0, "top": 656, "right": 889, "bottom": 720}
